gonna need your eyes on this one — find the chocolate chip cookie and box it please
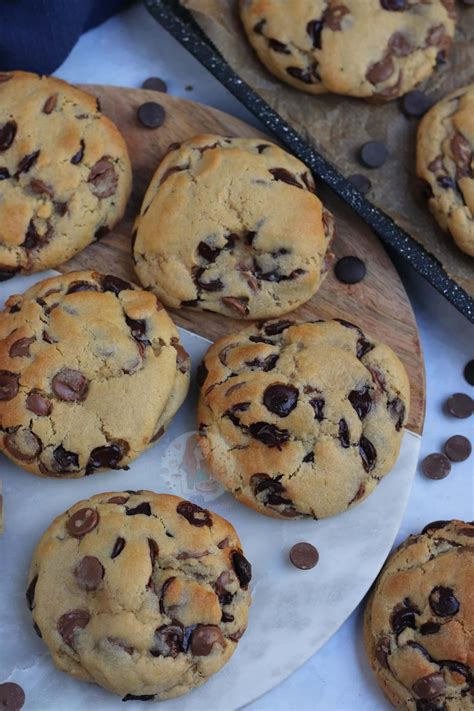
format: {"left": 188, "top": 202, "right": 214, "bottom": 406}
{"left": 197, "top": 318, "right": 410, "bottom": 520}
{"left": 0, "top": 271, "right": 190, "bottom": 477}
{"left": 0, "top": 71, "right": 132, "bottom": 275}
{"left": 133, "top": 135, "right": 334, "bottom": 320}
{"left": 364, "top": 520, "right": 474, "bottom": 709}
{"left": 239, "top": 0, "right": 456, "bottom": 100}
{"left": 417, "top": 84, "right": 474, "bottom": 257}
{"left": 26, "top": 491, "right": 251, "bottom": 700}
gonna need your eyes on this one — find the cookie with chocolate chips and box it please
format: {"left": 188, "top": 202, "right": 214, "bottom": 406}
{"left": 27, "top": 491, "right": 251, "bottom": 700}
{"left": 364, "top": 520, "right": 474, "bottom": 710}
{"left": 239, "top": 0, "right": 456, "bottom": 100}
{"left": 0, "top": 71, "right": 131, "bottom": 275}
{"left": 133, "top": 135, "right": 334, "bottom": 319}
{"left": 197, "top": 318, "right": 410, "bottom": 520}
{"left": 0, "top": 271, "right": 190, "bottom": 477}
{"left": 417, "top": 84, "right": 474, "bottom": 257}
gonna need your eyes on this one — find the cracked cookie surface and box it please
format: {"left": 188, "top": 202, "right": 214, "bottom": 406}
{"left": 239, "top": 0, "right": 456, "bottom": 100}
{"left": 417, "top": 84, "right": 474, "bottom": 257}
{"left": 0, "top": 271, "right": 190, "bottom": 477}
{"left": 27, "top": 491, "right": 251, "bottom": 700}
{"left": 133, "top": 134, "right": 334, "bottom": 320}
{"left": 364, "top": 520, "right": 474, "bottom": 710}
{"left": 0, "top": 71, "right": 132, "bottom": 275}
{"left": 197, "top": 318, "right": 410, "bottom": 520}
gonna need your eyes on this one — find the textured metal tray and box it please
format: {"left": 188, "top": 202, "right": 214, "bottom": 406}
{"left": 145, "top": 0, "right": 474, "bottom": 322}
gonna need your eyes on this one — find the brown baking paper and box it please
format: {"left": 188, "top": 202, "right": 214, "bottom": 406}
{"left": 182, "top": 0, "right": 474, "bottom": 295}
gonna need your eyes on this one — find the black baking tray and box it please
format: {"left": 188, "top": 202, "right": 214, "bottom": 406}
{"left": 145, "top": 0, "right": 474, "bottom": 322}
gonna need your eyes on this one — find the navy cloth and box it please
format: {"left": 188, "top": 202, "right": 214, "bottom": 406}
{"left": 0, "top": 1, "right": 132, "bottom": 75}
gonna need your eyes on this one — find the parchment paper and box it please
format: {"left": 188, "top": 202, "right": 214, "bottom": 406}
{"left": 182, "top": 0, "right": 474, "bottom": 295}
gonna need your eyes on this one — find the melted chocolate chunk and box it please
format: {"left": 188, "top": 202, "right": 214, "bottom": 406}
{"left": 268, "top": 38, "right": 290, "bottom": 54}
{"left": 251, "top": 473, "right": 293, "bottom": 508}
{"left": 348, "top": 386, "right": 372, "bottom": 419}
{"left": 338, "top": 419, "right": 350, "bottom": 448}
{"left": 376, "top": 636, "right": 391, "bottom": 668}
{"left": 111, "top": 537, "right": 126, "bottom": 559}
{"left": 86, "top": 442, "right": 126, "bottom": 474}
{"left": 269, "top": 167, "right": 302, "bottom": 188}
{"left": 263, "top": 383, "right": 298, "bottom": 417}
{"left": 231, "top": 550, "right": 252, "bottom": 589}
{"left": 196, "top": 361, "right": 208, "bottom": 388}
{"left": 248, "top": 421, "right": 290, "bottom": 448}
{"left": 388, "top": 397, "right": 405, "bottom": 431}
{"left": 71, "top": 139, "right": 85, "bottom": 164}
{"left": 102, "top": 274, "right": 132, "bottom": 293}
{"left": 57, "top": 609, "right": 90, "bottom": 647}
{"left": 53, "top": 445, "right": 79, "bottom": 471}
{"left": 88, "top": 157, "right": 117, "bottom": 199}
{"left": 0, "top": 120, "right": 17, "bottom": 151}
{"left": 264, "top": 320, "right": 293, "bottom": 336}
{"left": 151, "top": 623, "right": 184, "bottom": 658}
{"left": 197, "top": 241, "right": 221, "bottom": 262}
{"left": 359, "top": 436, "right": 377, "bottom": 472}
{"left": 43, "top": 94, "right": 58, "bottom": 114}
{"left": 420, "top": 621, "right": 440, "bottom": 635}
{"left": 16, "top": 150, "right": 40, "bottom": 176}
{"left": 126, "top": 502, "right": 152, "bottom": 517}
{"left": 26, "top": 575, "right": 38, "bottom": 610}
{"left": 429, "top": 586, "right": 459, "bottom": 617}
{"left": 176, "top": 500, "right": 212, "bottom": 527}
{"left": 391, "top": 598, "right": 419, "bottom": 634}
{"left": 245, "top": 353, "right": 279, "bottom": 371}
{"left": 307, "top": 19, "right": 323, "bottom": 48}
{"left": 52, "top": 368, "right": 88, "bottom": 402}
{"left": 67, "top": 508, "right": 99, "bottom": 537}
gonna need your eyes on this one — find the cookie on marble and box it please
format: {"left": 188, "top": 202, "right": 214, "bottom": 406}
{"left": 26, "top": 491, "right": 252, "bottom": 700}
{"left": 0, "top": 71, "right": 132, "bottom": 275}
{"left": 239, "top": 0, "right": 456, "bottom": 100}
{"left": 133, "top": 134, "right": 334, "bottom": 320}
{"left": 417, "top": 84, "right": 474, "bottom": 257}
{"left": 0, "top": 271, "right": 190, "bottom": 477}
{"left": 197, "top": 318, "right": 410, "bottom": 520}
{"left": 364, "top": 520, "right": 474, "bottom": 710}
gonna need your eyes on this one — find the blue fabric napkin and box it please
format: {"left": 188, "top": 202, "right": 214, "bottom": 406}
{"left": 0, "top": 0, "right": 132, "bottom": 74}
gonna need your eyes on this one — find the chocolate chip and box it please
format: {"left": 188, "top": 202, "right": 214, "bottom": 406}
{"left": 137, "top": 102, "right": 166, "bottom": 128}
{"left": 310, "top": 397, "right": 325, "bottom": 421}
{"left": 74, "top": 556, "right": 104, "bottom": 590}
{"left": 111, "top": 537, "right": 126, "bottom": 559}
{"left": 196, "top": 361, "right": 208, "bottom": 388}
{"left": 221, "top": 296, "right": 249, "bottom": 316}
{"left": 412, "top": 673, "right": 446, "bottom": 701}
{"left": 125, "top": 316, "right": 149, "bottom": 345}
{"left": 16, "top": 150, "right": 40, "bottom": 176}
{"left": 53, "top": 444, "right": 79, "bottom": 470}
{"left": 142, "top": 76, "right": 167, "bottom": 93}
{"left": 381, "top": 0, "right": 407, "bottom": 9}
{"left": 269, "top": 167, "right": 302, "bottom": 188}
{"left": 421, "top": 520, "right": 449, "bottom": 535}
{"left": 86, "top": 443, "right": 126, "bottom": 474}
{"left": 248, "top": 421, "right": 290, "bottom": 448}
{"left": 335, "top": 256, "right": 366, "bottom": 284}
{"left": 57, "top": 609, "right": 90, "bottom": 647}
{"left": 264, "top": 320, "right": 293, "bottom": 336}
{"left": 251, "top": 473, "right": 293, "bottom": 508}
{"left": 0, "top": 370, "right": 19, "bottom": 400}
{"left": 215, "top": 571, "right": 233, "bottom": 606}
{"left": 359, "top": 142, "right": 388, "bottom": 169}
{"left": 123, "top": 694, "right": 155, "bottom": 702}
{"left": 151, "top": 623, "right": 184, "bottom": 658}
{"left": 88, "top": 158, "right": 118, "bottom": 199}
{"left": 94, "top": 225, "right": 109, "bottom": 240}
{"left": 375, "top": 636, "right": 391, "bottom": 668}
{"left": 444, "top": 435, "right": 471, "bottom": 462}
{"left": 67, "top": 508, "right": 99, "bottom": 537}
{"left": 391, "top": 599, "right": 418, "bottom": 634}
{"left": 289, "top": 542, "right": 319, "bottom": 570}
{"left": 263, "top": 383, "right": 298, "bottom": 417}
{"left": 42, "top": 94, "right": 58, "bottom": 114}
{"left": 150, "top": 426, "right": 165, "bottom": 443}
{"left": 422, "top": 453, "right": 451, "bottom": 480}
{"left": 9, "top": 336, "right": 35, "bottom": 357}
{"left": 437, "top": 175, "right": 455, "bottom": 189}
{"left": 195, "top": 271, "right": 224, "bottom": 292}
{"left": 464, "top": 360, "right": 474, "bottom": 386}
{"left": 429, "top": 586, "right": 459, "bottom": 616}
{"left": 388, "top": 397, "right": 405, "bottom": 431}
{"left": 446, "top": 393, "right": 473, "bottom": 418}
{"left": 366, "top": 55, "right": 395, "bottom": 85}
{"left": 268, "top": 38, "right": 290, "bottom": 54}
{"left": 359, "top": 436, "right": 377, "bottom": 472}
{"left": 349, "top": 386, "right": 372, "bottom": 418}
{"left": 52, "top": 368, "right": 88, "bottom": 402}
{"left": 0, "top": 682, "right": 25, "bottom": 711}
{"left": 126, "top": 502, "right": 151, "bottom": 516}
{"left": 70, "top": 139, "right": 85, "bottom": 164}
{"left": 307, "top": 19, "right": 323, "bottom": 48}
{"left": 389, "top": 32, "right": 412, "bottom": 57}
{"left": 197, "top": 241, "right": 221, "bottom": 262}
{"left": 338, "top": 418, "right": 350, "bottom": 447}
{"left": 0, "top": 167, "right": 9, "bottom": 180}
{"left": 66, "top": 281, "right": 98, "bottom": 294}
{"left": 323, "top": 5, "right": 350, "bottom": 30}
{"left": 190, "top": 625, "right": 225, "bottom": 656}
{"left": 420, "top": 621, "right": 440, "bottom": 635}
{"left": 401, "top": 90, "right": 432, "bottom": 118}
{"left": 245, "top": 354, "right": 279, "bottom": 371}
{"left": 231, "top": 550, "right": 252, "bottom": 589}
{"left": 253, "top": 19, "right": 265, "bottom": 33}
{"left": 26, "top": 575, "right": 38, "bottom": 610}
{"left": 108, "top": 496, "right": 129, "bottom": 505}
{"left": 4, "top": 428, "right": 41, "bottom": 461}
{"left": 177, "top": 500, "right": 212, "bottom": 527}
{"left": 29, "top": 179, "right": 53, "bottom": 197}
{"left": 107, "top": 637, "right": 134, "bottom": 655}
{"left": 0, "top": 121, "right": 17, "bottom": 151}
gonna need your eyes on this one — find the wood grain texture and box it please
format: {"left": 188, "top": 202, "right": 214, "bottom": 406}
{"left": 62, "top": 85, "right": 425, "bottom": 434}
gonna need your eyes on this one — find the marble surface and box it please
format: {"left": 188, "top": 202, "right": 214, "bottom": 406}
{"left": 0, "top": 4, "right": 472, "bottom": 709}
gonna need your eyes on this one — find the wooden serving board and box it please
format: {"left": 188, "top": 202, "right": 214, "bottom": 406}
{"left": 63, "top": 85, "right": 425, "bottom": 435}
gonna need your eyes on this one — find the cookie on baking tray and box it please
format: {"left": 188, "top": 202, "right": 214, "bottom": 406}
{"left": 239, "top": 0, "right": 456, "bottom": 100}
{"left": 417, "top": 84, "right": 474, "bottom": 257}
{"left": 26, "top": 491, "right": 251, "bottom": 700}
{"left": 132, "top": 134, "right": 334, "bottom": 320}
{"left": 197, "top": 318, "right": 410, "bottom": 520}
{"left": 0, "top": 71, "right": 131, "bottom": 275}
{"left": 364, "top": 519, "right": 474, "bottom": 709}
{"left": 0, "top": 271, "right": 190, "bottom": 477}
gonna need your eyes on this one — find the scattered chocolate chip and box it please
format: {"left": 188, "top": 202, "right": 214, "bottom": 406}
{"left": 16, "top": 150, "right": 40, "bottom": 176}
{"left": 125, "top": 316, "right": 149, "bottom": 346}
{"left": 52, "top": 368, "right": 88, "bottom": 402}
{"left": 221, "top": 296, "right": 249, "bottom": 316}
{"left": 0, "top": 167, "right": 9, "bottom": 180}
{"left": 289, "top": 542, "right": 319, "bottom": 570}
{"left": 375, "top": 636, "right": 391, "bottom": 668}
{"left": 335, "top": 256, "right": 366, "bottom": 284}
{"left": 446, "top": 393, "right": 473, "bottom": 418}
{"left": 359, "top": 141, "right": 388, "bottom": 169}
{"left": 25, "top": 390, "right": 52, "bottom": 416}
{"left": 196, "top": 361, "right": 208, "bottom": 388}
{"left": 437, "top": 175, "right": 455, "bottom": 189}
{"left": 464, "top": 360, "right": 474, "bottom": 386}
{"left": 248, "top": 421, "right": 290, "bottom": 448}
{"left": 195, "top": 270, "right": 224, "bottom": 292}
{"left": 88, "top": 157, "right": 117, "bottom": 199}
{"left": 264, "top": 320, "right": 292, "bottom": 336}
{"left": 391, "top": 599, "right": 418, "bottom": 634}
{"left": 123, "top": 694, "right": 155, "bottom": 702}
{"left": 401, "top": 90, "right": 432, "bottom": 118}
{"left": 359, "top": 436, "right": 377, "bottom": 472}
{"left": 444, "top": 435, "right": 471, "bottom": 462}
{"left": 108, "top": 496, "right": 128, "bottom": 505}
{"left": 142, "top": 77, "right": 167, "bottom": 93}
{"left": 0, "top": 121, "right": 17, "bottom": 151}
{"left": 231, "top": 550, "right": 252, "bottom": 589}
{"left": 0, "top": 682, "right": 25, "bottom": 711}
{"left": 9, "top": 336, "right": 35, "bottom": 357}
{"left": 245, "top": 353, "right": 279, "bottom": 371}
{"left": 251, "top": 473, "right": 292, "bottom": 508}
{"left": 66, "top": 281, "right": 98, "bottom": 294}
{"left": 177, "top": 500, "right": 212, "bottom": 527}
{"left": 429, "top": 586, "right": 459, "bottom": 617}
{"left": 422, "top": 453, "right": 451, "bottom": 480}
{"left": 66, "top": 508, "right": 99, "bottom": 537}
{"left": 74, "top": 556, "right": 104, "bottom": 590}
{"left": 412, "top": 673, "right": 446, "bottom": 701}
{"left": 366, "top": 55, "right": 395, "bottom": 85}
{"left": 150, "top": 426, "right": 165, "bottom": 443}
{"left": 381, "top": 0, "right": 407, "bottom": 10}
{"left": 137, "top": 102, "right": 166, "bottom": 129}
{"left": 197, "top": 241, "right": 221, "bottom": 262}
{"left": 263, "top": 383, "right": 298, "bottom": 417}
{"left": 0, "top": 370, "right": 19, "bottom": 400}
{"left": 107, "top": 637, "right": 134, "bottom": 655}
{"left": 4, "top": 428, "right": 41, "bottom": 462}
{"left": 338, "top": 418, "right": 350, "bottom": 447}
{"left": 310, "top": 397, "right": 325, "bottom": 421}
{"left": 86, "top": 443, "right": 126, "bottom": 474}
{"left": 307, "top": 19, "right": 323, "bottom": 48}
{"left": 57, "top": 609, "right": 90, "bottom": 647}
{"left": 126, "top": 502, "right": 151, "bottom": 516}
{"left": 420, "top": 621, "right": 440, "bottom": 635}
{"left": 111, "top": 537, "right": 126, "bottom": 559}
{"left": 94, "top": 225, "right": 109, "bottom": 240}
{"left": 53, "top": 444, "right": 79, "bottom": 470}
{"left": 349, "top": 386, "right": 372, "bottom": 418}
{"left": 29, "top": 178, "right": 53, "bottom": 197}
{"left": 151, "top": 623, "right": 184, "bottom": 658}
{"left": 70, "top": 139, "right": 85, "bottom": 164}
{"left": 26, "top": 575, "right": 38, "bottom": 610}
{"left": 268, "top": 38, "right": 290, "bottom": 54}
{"left": 388, "top": 397, "right": 406, "bottom": 431}
{"left": 190, "top": 625, "right": 225, "bottom": 656}
{"left": 42, "top": 94, "right": 58, "bottom": 114}
{"left": 323, "top": 4, "right": 350, "bottom": 30}
{"left": 421, "top": 520, "right": 449, "bottom": 535}
{"left": 269, "top": 167, "right": 302, "bottom": 188}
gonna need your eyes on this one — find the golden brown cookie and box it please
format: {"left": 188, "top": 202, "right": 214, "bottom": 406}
{"left": 364, "top": 520, "right": 474, "bottom": 709}
{"left": 27, "top": 491, "right": 252, "bottom": 700}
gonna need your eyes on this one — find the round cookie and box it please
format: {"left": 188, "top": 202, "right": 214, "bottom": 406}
{"left": 364, "top": 520, "right": 474, "bottom": 710}
{"left": 0, "top": 271, "right": 190, "bottom": 477}
{"left": 133, "top": 134, "right": 334, "bottom": 320}
{"left": 197, "top": 318, "right": 410, "bottom": 520}
{"left": 239, "top": 0, "right": 456, "bottom": 100}
{"left": 417, "top": 84, "right": 474, "bottom": 257}
{"left": 26, "top": 491, "right": 251, "bottom": 700}
{"left": 0, "top": 71, "right": 132, "bottom": 275}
